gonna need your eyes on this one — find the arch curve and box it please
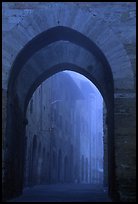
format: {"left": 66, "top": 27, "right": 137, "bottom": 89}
{"left": 3, "top": 9, "right": 119, "bottom": 201}
{"left": 8, "top": 26, "right": 114, "bottom": 95}
{"left": 3, "top": 4, "right": 133, "bottom": 93}
{"left": 24, "top": 63, "right": 112, "bottom": 114}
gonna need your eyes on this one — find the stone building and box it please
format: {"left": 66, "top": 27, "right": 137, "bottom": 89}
{"left": 2, "top": 2, "right": 136, "bottom": 202}
{"left": 74, "top": 79, "right": 104, "bottom": 185}
{"left": 24, "top": 71, "right": 103, "bottom": 186}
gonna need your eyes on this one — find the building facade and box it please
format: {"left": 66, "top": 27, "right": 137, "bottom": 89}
{"left": 24, "top": 72, "right": 104, "bottom": 186}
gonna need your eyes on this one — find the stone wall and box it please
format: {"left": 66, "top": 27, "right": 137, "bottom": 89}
{"left": 2, "top": 89, "right": 7, "bottom": 186}
{"left": 2, "top": 2, "right": 136, "bottom": 202}
{"left": 2, "top": 2, "right": 136, "bottom": 90}
{"left": 114, "top": 94, "right": 136, "bottom": 201}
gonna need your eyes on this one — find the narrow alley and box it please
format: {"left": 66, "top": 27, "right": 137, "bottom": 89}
{"left": 2, "top": 2, "right": 136, "bottom": 202}
{"left": 9, "top": 184, "right": 112, "bottom": 202}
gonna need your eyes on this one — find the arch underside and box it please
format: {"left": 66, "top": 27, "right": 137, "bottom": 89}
{"left": 3, "top": 5, "right": 134, "bottom": 94}
{"left": 9, "top": 26, "right": 114, "bottom": 113}
{"left": 4, "top": 26, "right": 117, "bottom": 201}
{"left": 2, "top": 3, "right": 135, "bottom": 201}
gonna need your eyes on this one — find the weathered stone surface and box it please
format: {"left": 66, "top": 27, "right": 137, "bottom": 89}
{"left": 2, "top": 89, "right": 7, "bottom": 183}
{"left": 2, "top": 2, "right": 136, "bottom": 202}
{"left": 2, "top": 2, "right": 135, "bottom": 91}
{"left": 114, "top": 97, "right": 136, "bottom": 201}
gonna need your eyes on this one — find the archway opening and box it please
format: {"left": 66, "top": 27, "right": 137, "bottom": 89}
{"left": 22, "top": 70, "right": 109, "bottom": 202}
{"left": 4, "top": 26, "right": 115, "bottom": 201}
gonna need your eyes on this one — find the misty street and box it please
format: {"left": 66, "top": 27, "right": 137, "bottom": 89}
{"left": 9, "top": 184, "right": 112, "bottom": 202}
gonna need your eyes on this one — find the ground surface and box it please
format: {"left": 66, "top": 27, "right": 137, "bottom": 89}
{"left": 9, "top": 184, "right": 112, "bottom": 202}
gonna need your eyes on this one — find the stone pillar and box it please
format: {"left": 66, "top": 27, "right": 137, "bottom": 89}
{"left": 114, "top": 93, "right": 136, "bottom": 202}
{"left": 3, "top": 93, "right": 26, "bottom": 201}
{"left": 2, "top": 89, "right": 7, "bottom": 201}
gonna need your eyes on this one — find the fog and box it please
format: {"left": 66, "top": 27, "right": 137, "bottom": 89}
{"left": 24, "top": 71, "right": 104, "bottom": 187}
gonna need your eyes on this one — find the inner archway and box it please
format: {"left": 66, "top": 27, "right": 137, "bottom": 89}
{"left": 24, "top": 71, "right": 106, "bottom": 187}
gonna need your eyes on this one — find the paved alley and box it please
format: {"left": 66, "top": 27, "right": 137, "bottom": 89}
{"left": 9, "top": 184, "right": 112, "bottom": 202}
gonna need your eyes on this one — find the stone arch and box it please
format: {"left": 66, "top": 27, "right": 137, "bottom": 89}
{"left": 24, "top": 63, "right": 109, "bottom": 113}
{"left": 7, "top": 26, "right": 114, "bottom": 110}
{"left": 3, "top": 28, "right": 113, "bottom": 199}
{"left": 3, "top": 5, "right": 133, "bottom": 92}
{"left": 3, "top": 5, "right": 133, "bottom": 200}
{"left": 4, "top": 29, "right": 113, "bottom": 200}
